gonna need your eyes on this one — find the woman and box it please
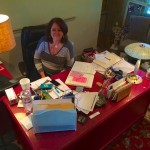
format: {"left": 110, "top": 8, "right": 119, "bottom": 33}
{"left": 34, "top": 17, "right": 74, "bottom": 78}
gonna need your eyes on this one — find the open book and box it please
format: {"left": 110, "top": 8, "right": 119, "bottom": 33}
{"left": 93, "top": 51, "right": 122, "bottom": 69}
{"left": 65, "top": 61, "right": 95, "bottom": 88}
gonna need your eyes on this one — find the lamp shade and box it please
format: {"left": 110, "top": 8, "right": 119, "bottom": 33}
{"left": 0, "top": 14, "right": 16, "bottom": 53}
{"left": 125, "top": 43, "right": 150, "bottom": 60}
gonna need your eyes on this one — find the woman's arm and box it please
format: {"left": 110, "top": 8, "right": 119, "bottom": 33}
{"left": 34, "top": 38, "right": 46, "bottom": 78}
{"left": 65, "top": 40, "right": 75, "bottom": 67}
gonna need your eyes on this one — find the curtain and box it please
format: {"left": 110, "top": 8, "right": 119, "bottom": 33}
{"left": 145, "top": 0, "right": 150, "bottom": 4}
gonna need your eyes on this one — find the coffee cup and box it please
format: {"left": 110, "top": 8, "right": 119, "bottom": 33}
{"left": 19, "top": 78, "right": 30, "bottom": 90}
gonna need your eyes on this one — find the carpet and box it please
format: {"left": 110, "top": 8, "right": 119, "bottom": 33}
{"left": 0, "top": 130, "right": 22, "bottom": 150}
{"left": 104, "top": 111, "right": 150, "bottom": 150}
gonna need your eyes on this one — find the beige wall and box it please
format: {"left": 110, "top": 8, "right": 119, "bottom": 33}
{"left": 0, "top": 0, "right": 102, "bottom": 77}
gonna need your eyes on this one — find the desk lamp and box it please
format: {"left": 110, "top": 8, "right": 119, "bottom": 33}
{"left": 125, "top": 43, "right": 150, "bottom": 84}
{"left": 0, "top": 14, "right": 16, "bottom": 76}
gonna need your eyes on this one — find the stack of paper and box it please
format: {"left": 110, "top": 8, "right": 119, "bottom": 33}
{"left": 65, "top": 61, "right": 96, "bottom": 88}
{"left": 30, "top": 77, "right": 51, "bottom": 90}
{"left": 93, "top": 51, "right": 122, "bottom": 69}
{"left": 48, "top": 79, "right": 72, "bottom": 99}
{"left": 113, "top": 59, "right": 134, "bottom": 74}
{"left": 19, "top": 114, "right": 33, "bottom": 130}
{"left": 75, "top": 92, "right": 98, "bottom": 114}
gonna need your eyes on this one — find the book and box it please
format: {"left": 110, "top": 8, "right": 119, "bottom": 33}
{"left": 65, "top": 61, "right": 95, "bottom": 88}
{"left": 93, "top": 51, "right": 122, "bottom": 69}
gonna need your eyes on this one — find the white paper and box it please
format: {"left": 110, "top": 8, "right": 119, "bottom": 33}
{"left": 93, "top": 51, "right": 122, "bottom": 69}
{"left": 75, "top": 92, "right": 98, "bottom": 114}
{"left": 49, "top": 79, "right": 72, "bottom": 99}
{"left": 113, "top": 59, "right": 134, "bottom": 74}
{"left": 30, "top": 77, "right": 51, "bottom": 90}
{"left": 17, "top": 100, "right": 23, "bottom": 107}
{"left": 71, "top": 61, "right": 96, "bottom": 75}
{"left": 19, "top": 114, "right": 33, "bottom": 130}
{"left": 91, "top": 62, "right": 106, "bottom": 75}
{"left": 55, "top": 79, "right": 71, "bottom": 92}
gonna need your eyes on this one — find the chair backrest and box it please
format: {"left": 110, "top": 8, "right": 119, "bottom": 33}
{"left": 21, "top": 25, "right": 46, "bottom": 81}
{"left": 128, "top": 15, "right": 150, "bottom": 43}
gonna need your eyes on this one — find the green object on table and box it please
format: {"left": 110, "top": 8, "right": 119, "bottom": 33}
{"left": 95, "top": 93, "right": 106, "bottom": 107}
{"left": 40, "top": 83, "right": 53, "bottom": 89}
{"left": 42, "top": 90, "right": 52, "bottom": 100}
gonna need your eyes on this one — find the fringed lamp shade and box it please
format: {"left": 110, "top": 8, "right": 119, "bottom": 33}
{"left": 0, "top": 14, "right": 16, "bottom": 53}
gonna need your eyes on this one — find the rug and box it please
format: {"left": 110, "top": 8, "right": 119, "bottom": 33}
{"left": 104, "top": 111, "right": 150, "bottom": 150}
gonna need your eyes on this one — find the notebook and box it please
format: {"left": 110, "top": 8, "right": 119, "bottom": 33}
{"left": 93, "top": 51, "right": 122, "bottom": 69}
{"left": 0, "top": 75, "right": 19, "bottom": 94}
{"left": 65, "top": 61, "right": 95, "bottom": 88}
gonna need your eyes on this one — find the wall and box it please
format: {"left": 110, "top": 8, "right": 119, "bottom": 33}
{"left": 0, "top": 0, "right": 102, "bottom": 77}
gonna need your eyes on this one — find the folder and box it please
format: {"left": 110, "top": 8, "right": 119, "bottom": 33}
{"left": 32, "top": 99, "right": 77, "bottom": 133}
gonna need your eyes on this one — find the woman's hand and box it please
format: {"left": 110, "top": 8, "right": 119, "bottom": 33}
{"left": 40, "top": 71, "right": 46, "bottom": 78}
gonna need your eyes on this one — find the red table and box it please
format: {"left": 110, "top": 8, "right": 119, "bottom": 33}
{"left": 1, "top": 64, "right": 150, "bottom": 150}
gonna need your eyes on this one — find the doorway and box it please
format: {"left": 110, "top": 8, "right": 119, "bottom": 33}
{"left": 97, "top": 0, "right": 126, "bottom": 51}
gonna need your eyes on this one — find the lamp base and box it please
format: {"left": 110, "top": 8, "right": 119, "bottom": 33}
{"left": 127, "top": 74, "right": 142, "bottom": 84}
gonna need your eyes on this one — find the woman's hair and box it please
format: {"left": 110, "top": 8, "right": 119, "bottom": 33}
{"left": 45, "top": 17, "right": 68, "bottom": 43}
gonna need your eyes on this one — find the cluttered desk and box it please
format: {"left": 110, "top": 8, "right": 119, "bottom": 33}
{"left": 1, "top": 51, "right": 150, "bottom": 150}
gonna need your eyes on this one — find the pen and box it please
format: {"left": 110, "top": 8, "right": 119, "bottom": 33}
{"left": 105, "top": 57, "right": 111, "bottom": 61}
{"left": 55, "top": 87, "right": 60, "bottom": 94}
{"left": 52, "top": 87, "right": 60, "bottom": 98}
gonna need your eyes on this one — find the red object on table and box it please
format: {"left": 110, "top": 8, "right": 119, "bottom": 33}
{"left": 1, "top": 66, "right": 150, "bottom": 150}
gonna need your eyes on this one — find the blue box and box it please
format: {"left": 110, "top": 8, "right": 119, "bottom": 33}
{"left": 32, "top": 99, "right": 77, "bottom": 133}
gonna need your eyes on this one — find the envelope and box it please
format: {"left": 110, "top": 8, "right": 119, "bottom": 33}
{"left": 32, "top": 99, "right": 77, "bottom": 133}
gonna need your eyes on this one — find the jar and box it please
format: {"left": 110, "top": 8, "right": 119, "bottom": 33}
{"left": 21, "top": 90, "right": 32, "bottom": 115}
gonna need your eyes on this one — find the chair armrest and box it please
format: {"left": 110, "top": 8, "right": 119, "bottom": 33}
{"left": 18, "top": 61, "right": 27, "bottom": 77}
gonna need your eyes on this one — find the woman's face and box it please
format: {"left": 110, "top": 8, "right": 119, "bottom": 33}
{"left": 50, "top": 23, "right": 64, "bottom": 42}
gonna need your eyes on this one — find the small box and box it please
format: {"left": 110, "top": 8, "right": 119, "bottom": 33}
{"left": 5, "top": 88, "right": 18, "bottom": 105}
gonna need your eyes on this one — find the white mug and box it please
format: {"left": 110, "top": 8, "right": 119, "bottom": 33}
{"left": 19, "top": 78, "right": 30, "bottom": 90}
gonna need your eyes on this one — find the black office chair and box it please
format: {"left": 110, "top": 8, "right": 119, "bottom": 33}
{"left": 19, "top": 24, "right": 74, "bottom": 82}
{"left": 19, "top": 25, "right": 46, "bottom": 82}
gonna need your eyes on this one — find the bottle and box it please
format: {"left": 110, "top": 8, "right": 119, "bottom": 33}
{"left": 21, "top": 89, "right": 32, "bottom": 115}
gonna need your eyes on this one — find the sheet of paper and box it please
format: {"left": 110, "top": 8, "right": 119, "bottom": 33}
{"left": 65, "top": 72, "right": 94, "bottom": 88}
{"left": 93, "top": 51, "right": 122, "bottom": 69}
{"left": 91, "top": 62, "right": 106, "bottom": 75}
{"left": 49, "top": 87, "right": 64, "bottom": 99}
{"left": 30, "top": 76, "right": 51, "bottom": 90}
{"left": 75, "top": 92, "right": 98, "bottom": 114}
{"left": 55, "top": 79, "right": 71, "bottom": 92}
{"left": 70, "top": 70, "right": 84, "bottom": 78}
{"left": 65, "top": 61, "right": 95, "bottom": 88}
{"left": 19, "top": 114, "right": 33, "bottom": 130}
{"left": 113, "top": 59, "right": 134, "bottom": 74}
{"left": 17, "top": 100, "right": 23, "bottom": 107}
{"left": 72, "top": 76, "right": 87, "bottom": 83}
{"left": 49, "top": 79, "right": 72, "bottom": 99}
{"left": 72, "top": 61, "right": 96, "bottom": 75}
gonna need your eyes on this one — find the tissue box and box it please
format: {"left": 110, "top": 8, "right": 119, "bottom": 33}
{"left": 32, "top": 99, "right": 77, "bottom": 133}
